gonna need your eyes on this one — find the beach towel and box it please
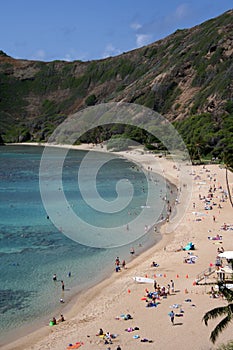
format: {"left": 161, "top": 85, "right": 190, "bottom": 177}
{"left": 141, "top": 338, "right": 153, "bottom": 342}
{"left": 170, "top": 304, "right": 181, "bottom": 308}
{"left": 120, "top": 313, "right": 133, "bottom": 320}
{"left": 184, "top": 242, "right": 195, "bottom": 250}
{"left": 67, "top": 342, "right": 83, "bottom": 349}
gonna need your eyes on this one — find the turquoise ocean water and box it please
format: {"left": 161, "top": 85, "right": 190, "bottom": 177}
{"left": 0, "top": 145, "right": 172, "bottom": 343}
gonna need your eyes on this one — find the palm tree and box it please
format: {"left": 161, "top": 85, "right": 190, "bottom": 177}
{"left": 223, "top": 149, "right": 233, "bottom": 208}
{"left": 216, "top": 340, "right": 233, "bottom": 350}
{"left": 225, "top": 165, "right": 233, "bottom": 208}
{"left": 203, "top": 283, "right": 233, "bottom": 343}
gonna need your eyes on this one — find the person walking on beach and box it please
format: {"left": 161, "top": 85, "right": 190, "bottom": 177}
{"left": 167, "top": 283, "right": 171, "bottom": 295}
{"left": 171, "top": 279, "right": 174, "bottom": 293}
{"left": 61, "top": 280, "right": 65, "bottom": 291}
{"left": 169, "top": 310, "right": 175, "bottom": 325}
{"left": 154, "top": 279, "right": 157, "bottom": 291}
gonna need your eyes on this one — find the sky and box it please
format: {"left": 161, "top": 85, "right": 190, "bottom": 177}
{"left": 1, "top": 0, "right": 232, "bottom": 62}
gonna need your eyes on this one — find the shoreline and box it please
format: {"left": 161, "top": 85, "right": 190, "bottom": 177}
{"left": 1, "top": 142, "right": 177, "bottom": 349}
{"left": 1, "top": 225, "right": 175, "bottom": 350}
{"left": 2, "top": 143, "right": 233, "bottom": 350}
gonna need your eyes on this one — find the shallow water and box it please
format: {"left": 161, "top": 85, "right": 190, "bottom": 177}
{"left": 0, "top": 145, "right": 171, "bottom": 340}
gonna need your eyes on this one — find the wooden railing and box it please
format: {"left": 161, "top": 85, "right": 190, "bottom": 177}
{"left": 195, "top": 266, "right": 216, "bottom": 284}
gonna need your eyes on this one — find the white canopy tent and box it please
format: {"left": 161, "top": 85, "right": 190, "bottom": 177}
{"left": 218, "top": 251, "right": 233, "bottom": 260}
{"left": 215, "top": 284, "right": 233, "bottom": 290}
{"left": 217, "top": 266, "right": 233, "bottom": 274}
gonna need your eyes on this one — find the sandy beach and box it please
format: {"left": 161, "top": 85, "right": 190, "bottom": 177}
{"left": 2, "top": 143, "right": 233, "bottom": 350}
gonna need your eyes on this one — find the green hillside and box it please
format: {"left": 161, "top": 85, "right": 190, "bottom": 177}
{"left": 0, "top": 10, "right": 232, "bottom": 164}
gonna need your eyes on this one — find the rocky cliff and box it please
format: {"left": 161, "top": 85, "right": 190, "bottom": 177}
{"left": 0, "top": 10, "right": 232, "bottom": 145}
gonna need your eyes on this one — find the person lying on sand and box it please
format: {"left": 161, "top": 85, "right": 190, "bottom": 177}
{"left": 208, "top": 234, "right": 222, "bottom": 240}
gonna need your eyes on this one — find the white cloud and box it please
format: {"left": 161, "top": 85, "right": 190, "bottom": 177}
{"left": 130, "top": 22, "right": 142, "bottom": 31}
{"left": 63, "top": 53, "right": 73, "bottom": 62}
{"left": 30, "top": 48, "right": 88, "bottom": 62}
{"left": 62, "top": 49, "right": 88, "bottom": 62}
{"left": 136, "top": 34, "right": 152, "bottom": 47}
{"left": 174, "top": 3, "right": 189, "bottom": 20}
{"left": 102, "top": 44, "right": 121, "bottom": 58}
{"left": 163, "top": 3, "right": 190, "bottom": 25}
{"left": 33, "top": 49, "right": 46, "bottom": 60}
{"left": 128, "top": 3, "right": 190, "bottom": 49}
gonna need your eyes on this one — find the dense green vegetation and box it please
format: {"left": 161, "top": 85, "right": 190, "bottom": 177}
{"left": 0, "top": 10, "right": 232, "bottom": 168}
{"left": 174, "top": 108, "right": 233, "bottom": 165}
{"left": 74, "top": 106, "right": 233, "bottom": 167}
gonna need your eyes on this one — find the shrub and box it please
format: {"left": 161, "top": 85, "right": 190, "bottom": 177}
{"left": 85, "top": 94, "right": 97, "bottom": 106}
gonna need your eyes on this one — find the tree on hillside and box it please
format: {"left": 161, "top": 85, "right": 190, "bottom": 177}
{"left": 188, "top": 143, "right": 201, "bottom": 165}
{"left": 203, "top": 283, "right": 233, "bottom": 343}
{"left": 223, "top": 150, "right": 233, "bottom": 207}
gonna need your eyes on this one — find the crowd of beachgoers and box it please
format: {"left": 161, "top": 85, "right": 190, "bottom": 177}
{"left": 3, "top": 144, "right": 233, "bottom": 350}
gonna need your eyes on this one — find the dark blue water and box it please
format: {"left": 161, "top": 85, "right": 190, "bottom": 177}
{"left": 0, "top": 145, "right": 168, "bottom": 340}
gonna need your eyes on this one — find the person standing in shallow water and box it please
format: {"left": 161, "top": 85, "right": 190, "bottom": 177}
{"left": 115, "top": 257, "right": 121, "bottom": 272}
{"left": 130, "top": 247, "right": 135, "bottom": 255}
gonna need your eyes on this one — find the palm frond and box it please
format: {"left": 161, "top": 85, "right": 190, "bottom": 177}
{"left": 216, "top": 340, "right": 233, "bottom": 350}
{"left": 210, "top": 314, "right": 232, "bottom": 343}
{"left": 219, "top": 284, "right": 233, "bottom": 302}
{"left": 203, "top": 306, "right": 230, "bottom": 325}
{"left": 229, "top": 303, "right": 233, "bottom": 313}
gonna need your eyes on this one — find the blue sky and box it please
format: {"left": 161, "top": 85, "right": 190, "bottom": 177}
{"left": 1, "top": 0, "right": 232, "bottom": 62}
